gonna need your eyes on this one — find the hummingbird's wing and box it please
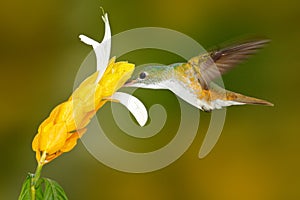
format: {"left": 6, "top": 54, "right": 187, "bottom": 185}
{"left": 188, "top": 38, "right": 270, "bottom": 89}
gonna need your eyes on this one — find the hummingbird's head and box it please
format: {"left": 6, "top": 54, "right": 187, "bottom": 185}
{"left": 124, "top": 65, "right": 172, "bottom": 89}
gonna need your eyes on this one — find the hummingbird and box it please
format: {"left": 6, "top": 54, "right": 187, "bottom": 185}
{"left": 124, "top": 38, "right": 273, "bottom": 112}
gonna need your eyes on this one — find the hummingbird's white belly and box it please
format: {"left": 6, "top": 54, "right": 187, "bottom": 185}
{"left": 160, "top": 79, "right": 245, "bottom": 111}
{"left": 160, "top": 79, "right": 213, "bottom": 111}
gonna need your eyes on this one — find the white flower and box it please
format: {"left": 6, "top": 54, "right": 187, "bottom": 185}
{"left": 79, "top": 13, "right": 148, "bottom": 126}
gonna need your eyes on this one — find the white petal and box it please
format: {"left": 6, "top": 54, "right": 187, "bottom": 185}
{"left": 79, "top": 35, "right": 100, "bottom": 47}
{"left": 79, "top": 13, "right": 111, "bottom": 82}
{"left": 96, "top": 13, "right": 111, "bottom": 75}
{"left": 111, "top": 92, "right": 148, "bottom": 127}
{"left": 101, "top": 13, "right": 111, "bottom": 47}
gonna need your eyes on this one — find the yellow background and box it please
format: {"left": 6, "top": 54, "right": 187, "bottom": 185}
{"left": 0, "top": 0, "right": 299, "bottom": 199}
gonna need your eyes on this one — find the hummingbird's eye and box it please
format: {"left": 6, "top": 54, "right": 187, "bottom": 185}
{"left": 139, "top": 72, "right": 147, "bottom": 79}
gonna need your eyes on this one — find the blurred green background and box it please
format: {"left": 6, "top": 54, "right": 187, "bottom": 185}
{"left": 1, "top": 0, "right": 299, "bottom": 199}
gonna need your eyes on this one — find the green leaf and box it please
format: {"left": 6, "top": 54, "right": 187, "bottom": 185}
{"left": 18, "top": 174, "right": 68, "bottom": 200}
{"left": 18, "top": 173, "right": 33, "bottom": 200}
{"left": 35, "top": 178, "right": 44, "bottom": 199}
{"left": 41, "top": 178, "right": 68, "bottom": 200}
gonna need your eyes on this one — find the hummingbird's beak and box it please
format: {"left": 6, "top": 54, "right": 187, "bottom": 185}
{"left": 124, "top": 79, "right": 137, "bottom": 87}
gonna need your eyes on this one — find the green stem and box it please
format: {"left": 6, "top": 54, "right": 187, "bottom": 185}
{"left": 30, "top": 152, "right": 46, "bottom": 200}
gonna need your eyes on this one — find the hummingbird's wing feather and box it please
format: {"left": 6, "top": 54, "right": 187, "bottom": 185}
{"left": 188, "top": 38, "right": 270, "bottom": 89}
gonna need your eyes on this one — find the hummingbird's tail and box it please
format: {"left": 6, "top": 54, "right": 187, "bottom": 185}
{"left": 226, "top": 91, "right": 273, "bottom": 106}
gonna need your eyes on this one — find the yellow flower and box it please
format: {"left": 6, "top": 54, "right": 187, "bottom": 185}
{"left": 31, "top": 13, "right": 147, "bottom": 164}
{"left": 32, "top": 58, "right": 134, "bottom": 164}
